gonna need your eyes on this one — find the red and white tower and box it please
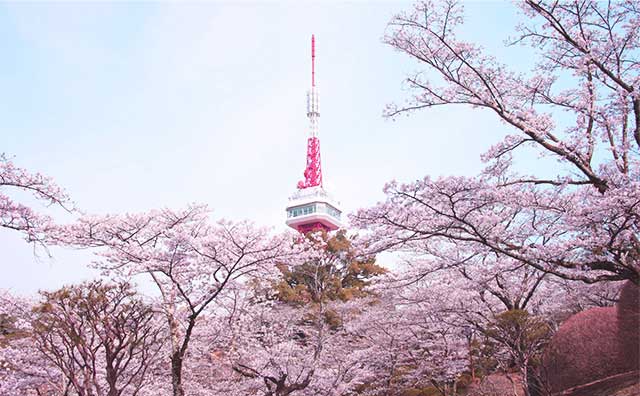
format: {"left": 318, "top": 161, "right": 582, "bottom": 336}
{"left": 286, "top": 35, "right": 342, "bottom": 234}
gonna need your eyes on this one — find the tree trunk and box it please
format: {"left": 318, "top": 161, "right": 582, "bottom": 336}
{"left": 522, "top": 359, "right": 531, "bottom": 396}
{"left": 171, "top": 352, "right": 184, "bottom": 396}
{"left": 105, "top": 349, "right": 118, "bottom": 396}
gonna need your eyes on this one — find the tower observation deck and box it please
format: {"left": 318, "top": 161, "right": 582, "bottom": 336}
{"left": 285, "top": 35, "right": 342, "bottom": 234}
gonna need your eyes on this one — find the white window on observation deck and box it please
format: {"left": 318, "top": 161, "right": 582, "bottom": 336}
{"left": 314, "top": 203, "right": 342, "bottom": 220}
{"left": 287, "top": 202, "right": 341, "bottom": 220}
{"left": 288, "top": 204, "right": 317, "bottom": 218}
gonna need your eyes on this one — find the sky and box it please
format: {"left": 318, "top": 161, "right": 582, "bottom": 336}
{"left": 1, "top": 1, "right": 541, "bottom": 294}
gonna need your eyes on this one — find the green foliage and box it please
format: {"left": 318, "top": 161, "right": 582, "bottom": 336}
{"left": 275, "top": 230, "right": 386, "bottom": 305}
{"left": 484, "top": 309, "right": 552, "bottom": 371}
{"left": 323, "top": 308, "right": 343, "bottom": 330}
{"left": 489, "top": 310, "right": 549, "bottom": 337}
{"left": 29, "top": 280, "right": 163, "bottom": 396}
{"left": 0, "top": 313, "right": 27, "bottom": 347}
{"left": 487, "top": 310, "right": 551, "bottom": 350}
{"left": 33, "top": 280, "right": 138, "bottom": 328}
{"left": 470, "top": 335, "right": 500, "bottom": 377}
{"left": 0, "top": 314, "right": 15, "bottom": 336}
{"left": 31, "top": 280, "right": 158, "bottom": 355}
{"left": 455, "top": 373, "right": 473, "bottom": 389}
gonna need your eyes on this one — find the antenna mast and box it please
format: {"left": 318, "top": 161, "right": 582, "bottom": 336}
{"left": 312, "top": 34, "right": 316, "bottom": 87}
{"left": 298, "top": 34, "right": 323, "bottom": 189}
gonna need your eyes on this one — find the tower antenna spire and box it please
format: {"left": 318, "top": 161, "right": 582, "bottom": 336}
{"left": 312, "top": 34, "right": 316, "bottom": 87}
{"left": 298, "top": 34, "right": 322, "bottom": 189}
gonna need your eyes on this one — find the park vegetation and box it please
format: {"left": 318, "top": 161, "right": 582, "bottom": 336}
{"left": 1, "top": 1, "right": 638, "bottom": 395}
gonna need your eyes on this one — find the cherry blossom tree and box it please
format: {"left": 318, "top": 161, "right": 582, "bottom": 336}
{"left": 0, "top": 154, "right": 71, "bottom": 244}
{"left": 0, "top": 290, "right": 64, "bottom": 396}
{"left": 227, "top": 302, "right": 325, "bottom": 396}
{"left": 359, "top": 253, "right": 592, "bottom": 396}
{"left": 349, "top": 6, "right": 640, "bottom": 387}
{"left": 483, "top": 309, "right": 552, "bottom": 396}
{"left": 52, "top": 205, "right": 297, "bottom": 396}
{"left": 347, "top": 290, "right": 468, "bottom": 396}
{"left": 211, "top": 232, "right": 379, "bottom": 396}
{"left": 160, "top": 231, "right": 380, "bottom": 396}
{"left": 549, "top": 277, "right": 624, "bottom": 315}
{"left": 368, "top": 248, "right": 632, "bottom": 394}
{"left": 354, "top": 0, "right": 640, "bottom": 285}
{"left": 207, "top": 295, "right": 367, "bottom": 396}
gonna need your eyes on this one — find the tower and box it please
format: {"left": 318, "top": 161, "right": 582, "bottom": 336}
{"left": 285, "top": 35, "right": 342, "bottom": 234}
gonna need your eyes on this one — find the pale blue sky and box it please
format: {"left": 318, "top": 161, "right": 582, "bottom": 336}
{"left": 1, "top": 1, "right": 544, "bottom": 294}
